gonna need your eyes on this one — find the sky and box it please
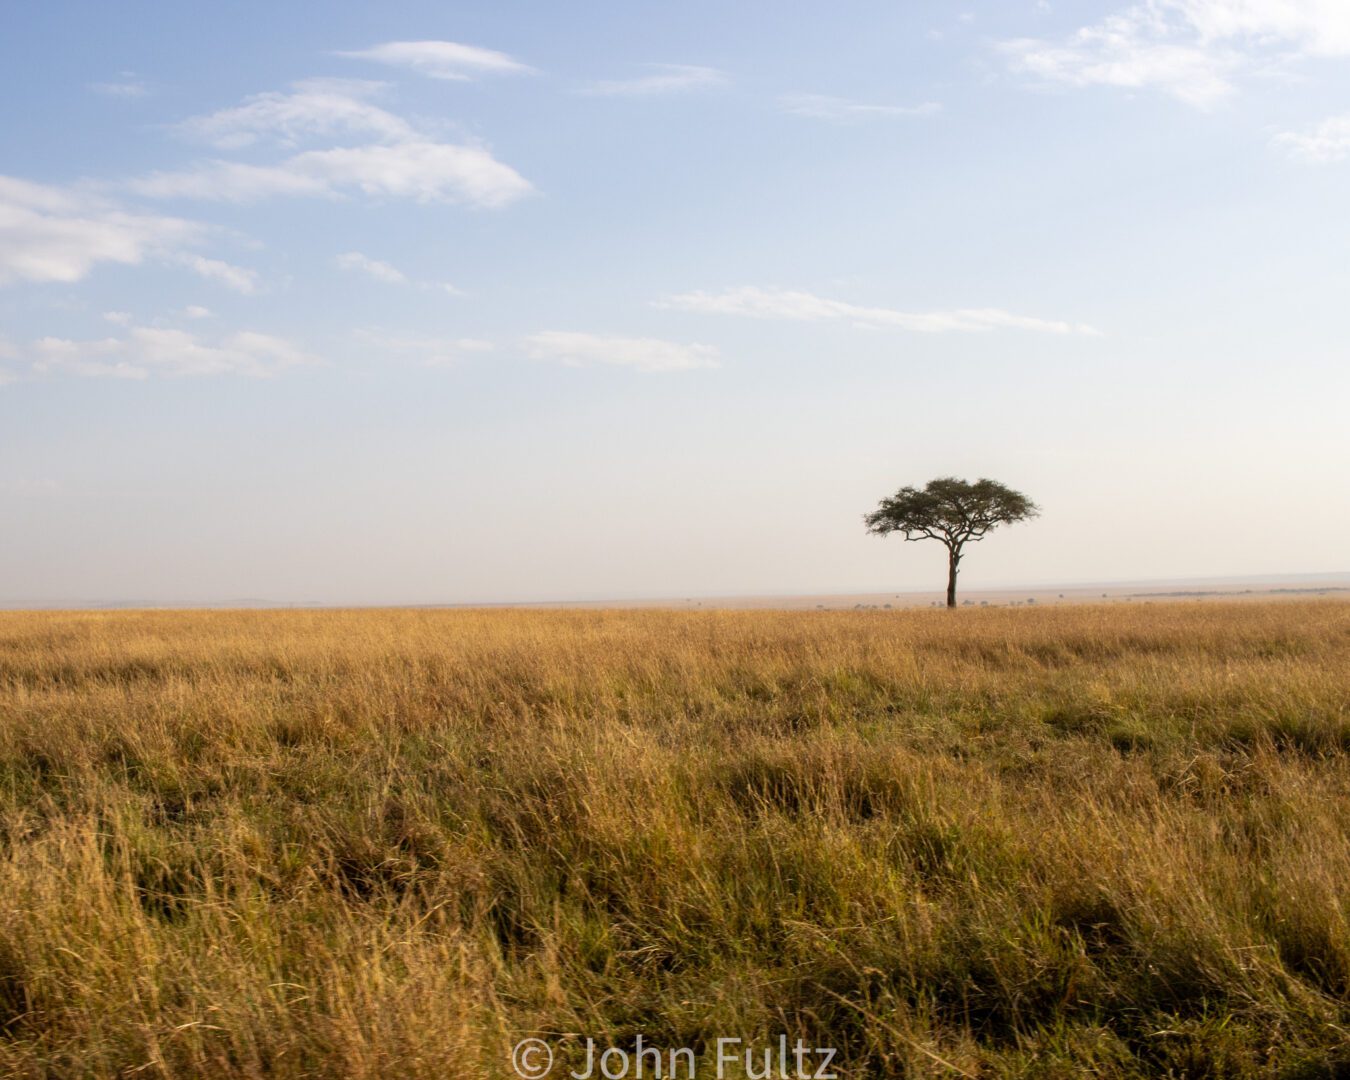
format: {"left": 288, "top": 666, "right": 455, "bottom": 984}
{"left": 3, "top": 0, "right": 1348, "bottom": 605}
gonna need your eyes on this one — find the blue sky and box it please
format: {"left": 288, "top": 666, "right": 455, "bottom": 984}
{"left": 3, "top": 0, "right": 1348, "bottom": 604}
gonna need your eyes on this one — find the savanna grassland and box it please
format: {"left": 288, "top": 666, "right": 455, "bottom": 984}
{"left": 1, "top": 602, "right": 1349, "bottom": 1078}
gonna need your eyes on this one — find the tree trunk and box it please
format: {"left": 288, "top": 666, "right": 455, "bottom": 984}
{"left": 946, "top": 548, "right": 960, "bottom": 608}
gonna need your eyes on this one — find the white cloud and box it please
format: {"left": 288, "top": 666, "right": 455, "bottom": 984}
{"left": 354, "top": 330, "right": 494, "bottom": 367}
{"left": 336, "top": 40, "right": 533, "bottom": 80}
{"left": 176, "top": 79, "right": 414, "bottom": 148}
{"left": 659, "top": 286, "right": 1099, "bottom": 335}
{"left": 134, "top": 80, "right": 533, "bottom": 209}
{"left": 20, "top": 324, "right": 313, "bottom": 379}
{"left": 129, "top": 160, "right": 329, "bottom": 201}
{"left": 1274, "top": 112, "right": 1350, "bottom": 161}
{"left": 90, "top": 73, "right": 148, "bottom": 98}
{"left": 0, "top": 176, "right": 201, "bottom": 286}
{"left": 130, "top": 140, "right": 532, "bottom": 207}
{"left": 524, "top": 331, "right": 719, "bottom": 372}
{"left": 103, "top": 310, "right": 133, "bottom": 326}
{"left": 1000, "top": 10, "right": 1238, "bottom": 108}
{"left": 1000, "top": 0, "right": 1350, "bottom": 108}
{"left": 337, "top": 253, "right": 464, "bottom": 295}
{"left": 779, "top": 94, "right": 942, "bottom": 122}
{"left": 184, "top": 305, "right": 213, "bottom": 319}
{"left": 290, "top": 143, "right": 531, "bottom": 205}
{"left": 1176, "top": 0, "right": 1350, "bottom": 54}
{"left": 178, "top": 254, "right": 258, "bottom": 293}
{"left": 336, "top": 251, "right": 408, "bottom": 283}
{"left": 0, "top": 178, "right": 258, "bottom": 293}
{"left": 580, "top": 65, "right": 728, "bottom": 97}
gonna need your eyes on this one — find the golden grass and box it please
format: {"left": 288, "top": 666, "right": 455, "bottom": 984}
{"left": 1, "top": 601, "right": 1348, "bottom": 1077}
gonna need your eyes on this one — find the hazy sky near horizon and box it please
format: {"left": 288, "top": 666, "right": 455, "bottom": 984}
{"left": 3, "top": 0, "right": 1348, "bottom": 604}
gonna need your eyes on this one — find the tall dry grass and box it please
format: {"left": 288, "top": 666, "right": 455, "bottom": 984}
{"left": 1, "top": 601, "right": 1348, "bottom": 1077}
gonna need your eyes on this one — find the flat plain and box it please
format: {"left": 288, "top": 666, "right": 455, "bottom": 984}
{"left": 2, "top": 601, "right": 1349, "bottom": 1077}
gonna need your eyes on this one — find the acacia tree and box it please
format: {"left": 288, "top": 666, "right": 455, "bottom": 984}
{"left": 864, "top": 477, "right": 1039, "bottom": 608}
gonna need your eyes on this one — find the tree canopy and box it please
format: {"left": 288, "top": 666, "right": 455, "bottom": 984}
{"left": 865, "top": 477, "right": 1038, "bottom": 606}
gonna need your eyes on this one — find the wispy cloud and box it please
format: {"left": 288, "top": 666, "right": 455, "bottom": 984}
{"left": 999, "top": 0, "right": 1350, "bottom": 109}
{"left": 525, "top": 331, "right": 719, "bottom": 372}
{"left": 0, "top": 176, "right": 201, "bottom": 287}
{"left": 336, "top": 40, "right": 534, "bottom": 80}
{"left": 184, "top": 305, "right": 213, "bottom": 319}
{"left": 1, "top": 177, "right": 258, "bottom": 293}
{"left": 579, "top": 64, "right": 728, "bottom": 97}
{"left": 177, "top": 254, "right": 259, "bottom": 294}
{"left": 659, "top": 286, "right": 1099, "bottom": 335}
{"left": 779, "top": 94, "right": 941, "bottom": 122}
{"left": 337, "top": 252, "right": 462, "bottom": 294}
{"left": 129, "top": 140, "right": 533, "bottom": 207}
{"left": 18, "top": 324, "right": 314, "bottom": 379}
{"left": 132, "top": 81, "right": 532, "bottom": 207}
{"left": 336, "top": 251, "right": 407, "bottom": 284}
{"left": 1274, "top": 112, "right": 1350, "bottom": 162}
{"left": 90, "top": 72, "right": 148, "bottom": 98}
{"left": 354, "top": 330, "right": 493, "bottom": 367}
{"left": 1180, "top": 0, "right": 1350, "bottom": 54}
{"left": 1000, "top": 14, "right": 1237, "bottom": 109}
{"left": 176, "top": 79, "right": 413, "bottom": 149}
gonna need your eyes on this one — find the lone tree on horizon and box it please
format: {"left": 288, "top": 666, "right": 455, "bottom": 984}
{"left": 865, "top": 477, "right": 1039, "bottom": 608}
